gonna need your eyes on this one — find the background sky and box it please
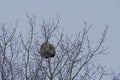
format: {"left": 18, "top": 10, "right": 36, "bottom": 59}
{"left": 0, "top": 0, "right": 120, "bottom": 73}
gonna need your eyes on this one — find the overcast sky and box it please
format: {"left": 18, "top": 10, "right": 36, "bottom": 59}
{"left": 0, "top": 0, "right": 120, "bottom": 72}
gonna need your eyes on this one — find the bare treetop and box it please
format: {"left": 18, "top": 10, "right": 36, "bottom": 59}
{"left": 0, "top": 14, "right": 116, "bottom": 80}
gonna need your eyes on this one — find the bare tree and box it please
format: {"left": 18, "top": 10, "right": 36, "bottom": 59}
{"left": 0, "top": 14, "right": 112, "bottom": 80}
{"left": 0, "top": 21, "right": 20, "bottom": 80}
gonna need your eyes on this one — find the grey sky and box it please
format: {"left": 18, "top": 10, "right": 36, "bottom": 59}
{"left": 0, "top": 0, "right": 120, "bottom": 72}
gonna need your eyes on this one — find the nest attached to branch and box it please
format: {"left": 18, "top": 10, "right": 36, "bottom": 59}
{"left": 39, "top": 41, "right": 56, "bottom": 58}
